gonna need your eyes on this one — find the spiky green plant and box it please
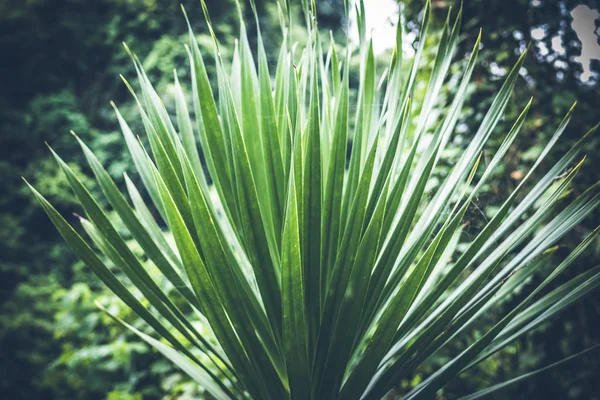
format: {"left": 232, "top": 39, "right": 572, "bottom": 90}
{"left": 26, "top": 0, "right": 600, "bottom": 399}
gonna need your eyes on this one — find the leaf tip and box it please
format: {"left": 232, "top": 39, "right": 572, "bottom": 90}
{"left": 72, "top": 212, "right": 85, "bottom": 222}
{"left": 526, "top": 96, "right": 534, "bottom": 108}
{"left": 94, "top": 300, "right": 107, "bottom": 312}
{"left": 122, "top": 42, "right": 134, "bottom": 58}
{"left": 569, "top": 100, "right": 578, "bottom": 112}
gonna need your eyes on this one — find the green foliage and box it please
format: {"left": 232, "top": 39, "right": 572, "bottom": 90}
{"left": 27, "top": 1, "right": 600, "bottom": 399}
{"left": 400, "top": 1, "right": 600, "bottom": 398}
{"left": 42, "top": 278, "right": 211, "bottom": 400}
{"left": 0, "top": 1, "right": 250, "bottom": 398}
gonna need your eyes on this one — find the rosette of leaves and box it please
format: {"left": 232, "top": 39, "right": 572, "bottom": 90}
{"left": 26, "top": 0, "right": 600, "bottom": 398}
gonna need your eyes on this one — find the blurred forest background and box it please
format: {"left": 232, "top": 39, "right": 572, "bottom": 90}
{"left": 1, "top": 0, "right": 599, "bottom": 399}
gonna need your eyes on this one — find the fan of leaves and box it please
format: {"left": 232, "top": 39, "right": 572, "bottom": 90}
{"left": 26, "top": 0, "right": 600, "bottom": 398}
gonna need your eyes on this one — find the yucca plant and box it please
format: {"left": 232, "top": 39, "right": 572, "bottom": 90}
{"left": 26, "top": 0, "right": 600, "bottom": 398}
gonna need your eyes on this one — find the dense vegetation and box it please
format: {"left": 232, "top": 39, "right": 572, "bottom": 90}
{"left": 1, "top": 0, "right": 599, "bottom": 399}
